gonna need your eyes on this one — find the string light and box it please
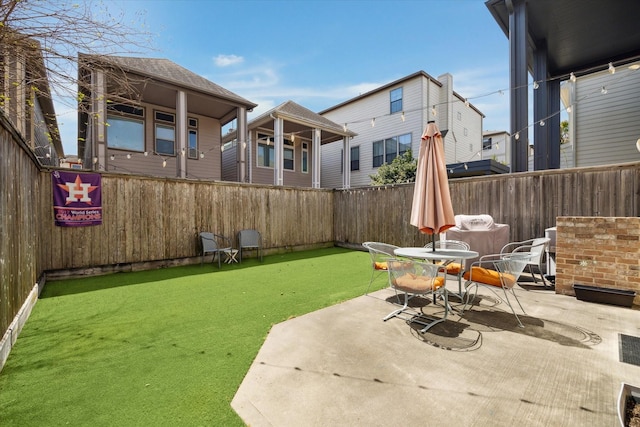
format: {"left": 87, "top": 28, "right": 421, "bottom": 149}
{"left": 91, "top": 57, "right": 639, "bottom": 172}
{"left": 162, "top": 159, "right": 167, "bottom": 168}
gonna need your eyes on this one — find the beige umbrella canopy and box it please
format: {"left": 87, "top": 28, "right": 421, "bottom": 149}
{"left": 410, "top": 121, "right": 455, "bottom": 242}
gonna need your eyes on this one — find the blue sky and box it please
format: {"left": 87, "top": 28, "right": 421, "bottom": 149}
{"left": 57, "top": 0, "right": 511, "bottom": 155}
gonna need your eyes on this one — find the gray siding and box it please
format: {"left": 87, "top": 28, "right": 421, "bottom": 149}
{"left": 106, "top": 105, "right": 222, "bottom": 179}
{"left": 573, "top": 67, "right": 640, "bottom": 166}
{"left": 248, "top": 130, "right": 314, "bottom": 187}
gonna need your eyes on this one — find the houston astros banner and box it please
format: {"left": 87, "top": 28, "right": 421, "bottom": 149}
{"left": 52, "top": 171, "right": 102, "bottom": 227}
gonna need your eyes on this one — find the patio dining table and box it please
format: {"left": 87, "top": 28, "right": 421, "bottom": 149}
{"left": 393, "top": 247, "right": 479, "bottom": 300}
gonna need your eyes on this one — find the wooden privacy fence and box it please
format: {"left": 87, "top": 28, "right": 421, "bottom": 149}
{"left": 334, "top": 161, "right": 640, "bottom": 247}
{"left": 37, "top": 173, "right": 335, "bottom": 271}
{"left": 2, "top": 100, "right": 640, "bottom": 367}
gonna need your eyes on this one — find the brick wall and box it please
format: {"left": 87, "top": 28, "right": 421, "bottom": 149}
{"left": 555, "top": 217, "right": 640, "bottom": 305}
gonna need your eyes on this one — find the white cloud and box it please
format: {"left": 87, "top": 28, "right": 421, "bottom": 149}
{"left": 214, "top": 54, "right": 244, "bottom": 67}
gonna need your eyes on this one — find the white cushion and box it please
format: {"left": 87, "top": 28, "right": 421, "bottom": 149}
{"left": 455, "top": 214, "right": 495, "bottom": 230}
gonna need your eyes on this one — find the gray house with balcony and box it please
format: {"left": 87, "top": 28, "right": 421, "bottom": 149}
{"left": 77, "top": 54, "right": 257, "bottom": 180}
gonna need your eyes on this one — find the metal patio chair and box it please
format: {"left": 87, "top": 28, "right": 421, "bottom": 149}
{"left": 462, "top": 252, "right": 537, "bottom": 328}
{"left": 384, "top": 258, "right": 448, "bottom": 333}
{"left": 362, "top": 241, "right": 400, "bottom": 295}
{"left": 424, "top": 239, "right": 470, "bottom": 298}
{"left": 199, "top": 232, "right": 233, "bottom": 269}
{"left": 500, "top": 237, "right": 551, "bottom": 287}
{"left": 238, "top": 229, "right": 263, "bottom": 262}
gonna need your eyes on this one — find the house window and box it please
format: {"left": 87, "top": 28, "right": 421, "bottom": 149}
{"left": 350, "top": 146, "right": 360, "bottom": 171}
{"left": 188, "top": 118, "right": 198, "bottom": 159}
{"left": 257, "top": 143, "right": 274, "bottom": 167}
{"left": 457, "top": 111, "right": 462, "bottom": 121}
{"left": 385, "top": 137, "right": 397, "bottom": 163}
{"left": 390, "top": 87, "right": 403, "bottom": 114}
{"left": 372, "top": 133, "right": 412, "bottom": 167}
{"left": 155, "top": 111, "right": 175, "bottom": 155}
{"left": 302, "top": 142, "right": 308, "bottom": 173}
{"left": 284, "top": 139, "right": 294, "bottom": 170}
{"left": 373, "top": 140, "right": 384, "bottom": 167}
{"left": 106, "top": 116, "right": 144, "bottom": 151}
{"left": 106, "top": 104, "right": 145, "bottom": 151}
{"left": 483, "top": 137, "right": 492, "bottom": 150}
{"left": 398, "top": 133, "right": 411, "bottom": 156}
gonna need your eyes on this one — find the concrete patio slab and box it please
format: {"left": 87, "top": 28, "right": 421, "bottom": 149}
{"left": 232, "top": 281, "right": 640, "bottom": 426}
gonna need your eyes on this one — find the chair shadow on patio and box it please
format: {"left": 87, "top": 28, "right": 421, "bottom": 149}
{"left": 385, "top": 294, "right": 601, "bottom": 351}
{"left": 384, "top": 294, "right": 482, "bottom": 351}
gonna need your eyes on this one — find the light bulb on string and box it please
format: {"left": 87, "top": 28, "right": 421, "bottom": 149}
{"left": 570, "top": 72, "right": 577, "bottom": 83}
{"left": 92, "top": 157, "right": 98, "bottom": 164}
{"left": 464, "top": 99, "right": 469, "bottom": 108}
{"left": 608, "top": 62, "right": 616, "bottom": 74}
{"left": 126, "top": 153, "right": 131, "bottom": 159}
{"left": 533, "top": 81, "right": 539, "bottom": 89}
{"left": 162, "top": 159, "right": 167, "bottom": 168}
{"left": 540, "top": 120, "right": 545, "bottom": 126}
{"left": 401, "top": 112, "right": 405, "bottom": 122}
{"left": 200, "top": 152, "right": 204, "bottom": 159}
{"left": 343, "top": 123, "right": 347, "bottom": 132}
{"left": 464, "top": 163, "right": 468, "bottom": 170}
{"left": 371, "top": 118, "right": 375, "bottom": 127}
{"left": 431, "top": 106, "right": 437, "bottom": 116}
{"left": 110, "top": 154, "right": 115, "bottom": 161}
{"left": 601, "top": 86, "right": 608, "bottom": 94}
{"left": 514, "top": 132, "right": 520, "bottom": 140}
{"left": 144, "top": 151, "right": 148, "bottom": 156}
{"left": 566, "top": 105, "right": 572, "bottom": 113}
{"left": 181, "top": 148, "right": 186, "bottom": 157}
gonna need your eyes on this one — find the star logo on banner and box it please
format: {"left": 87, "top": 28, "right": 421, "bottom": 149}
{"left": 57, "top": 175, "right": 99, "bottom": 205}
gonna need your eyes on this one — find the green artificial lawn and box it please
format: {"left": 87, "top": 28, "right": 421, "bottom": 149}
{"left": 0, "top": 247, "right": 374, "bottom": 426}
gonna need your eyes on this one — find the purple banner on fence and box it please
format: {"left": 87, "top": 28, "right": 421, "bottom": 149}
{"left": 51, "top": 171, "right": 102, "bottom": 227}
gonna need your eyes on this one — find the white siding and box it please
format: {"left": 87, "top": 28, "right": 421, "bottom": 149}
{"left": 482, "top": 131, "right": 510, "bottom": 165}
{"left": 321, "top": 72, "right": 484, "bottom": 188}
{"left": 573, "top": 66, "right": 640, "bottom": 166}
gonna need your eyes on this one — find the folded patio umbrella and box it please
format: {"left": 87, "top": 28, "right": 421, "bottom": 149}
{"left": 410, "top": 121, "right": 455, "bottom": 247}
